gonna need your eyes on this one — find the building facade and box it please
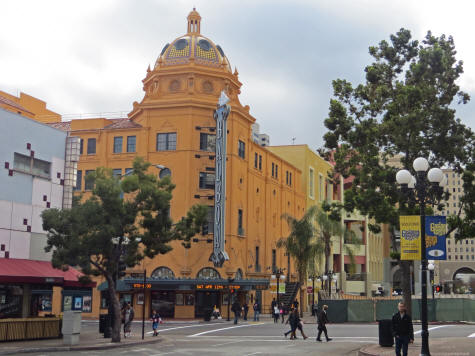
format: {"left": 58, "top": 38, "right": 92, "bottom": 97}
{"left": 0, "top": 107, "right": 90, "bottom": 319}
{"left": 36, "top": 10, "right": 305, "bottom": 319}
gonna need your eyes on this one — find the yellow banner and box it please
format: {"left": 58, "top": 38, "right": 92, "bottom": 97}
{"left": 400, "top": 215, "right": 421, "bottom": 260}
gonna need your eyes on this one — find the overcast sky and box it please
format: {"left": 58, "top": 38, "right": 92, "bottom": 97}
{"left": 1, "top": 0, "right": 474, "bottom": 149}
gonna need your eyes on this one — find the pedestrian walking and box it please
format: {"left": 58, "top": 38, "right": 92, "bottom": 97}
{"left": 284, "top": 308, "right": 307, "bottom": 339}
{"left": 243, "top": 302, "right": 249, "bottom": 321}
{"left": 253, "top": 300, "right": 261, "bottom": 321}
{"left": 151, "top": 309, "right": 161, "bottom": 336}
{"left": 271, "top": 298, "right": 277, "bottom": 321}
{"left": 273, "top": 304, "right": 280, "bottom": 323}
{"left": 231, "top": 299, "right": 241, "bottom": 324}
{"left": 279, "top": 303, "right": 286, "bottom": 323}
{"left": 391, "top": 302, "right": 414, "bottom": 356}
{"left": 316, "top": 304, "right": 332, "bottom": 342}
{"left": 292, "top": 299, "right": 299, "bottom": 309}
{"left": 123, "top": 302, "right": 134, "bottom": 338}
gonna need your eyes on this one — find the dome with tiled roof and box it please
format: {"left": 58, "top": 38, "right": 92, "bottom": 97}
{"left": 154, "top": 8, "right": 231, "bottom": 72}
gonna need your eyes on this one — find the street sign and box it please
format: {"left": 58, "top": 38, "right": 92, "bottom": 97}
{"left": 307, "top": 286, "right": 313, "bottom": 294}
{"left": 425, "top": 216, "right": 447, "bottom": 260}
{"left": 400, "top": 215, "right": 421, "bottom": 260}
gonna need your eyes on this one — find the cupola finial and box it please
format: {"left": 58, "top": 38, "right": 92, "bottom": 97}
{"left": 187, "top": 8, "right": 201, "bottom": 34}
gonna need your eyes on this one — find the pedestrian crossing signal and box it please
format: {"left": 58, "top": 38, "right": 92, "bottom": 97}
{"left": 435, "top": 285, "right": 442, "bottom": 293}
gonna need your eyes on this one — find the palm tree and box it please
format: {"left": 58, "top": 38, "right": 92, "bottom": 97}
{"left": 277, "top": 206, "right": 324, "bottom": 316}
{"left": 314, "top": 206, "right": 361, "bottom": 294}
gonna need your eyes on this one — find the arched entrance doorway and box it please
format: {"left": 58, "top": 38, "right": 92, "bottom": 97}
{"left": 195, "top": 267, "right": 222, "bottom": 317}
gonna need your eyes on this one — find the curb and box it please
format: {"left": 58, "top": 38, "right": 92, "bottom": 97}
{"left": 0, "top": 337, "right": 164, "bottom": 355}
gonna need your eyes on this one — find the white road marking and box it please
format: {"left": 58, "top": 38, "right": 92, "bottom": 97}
{"left": 145, "top": 323, "right": 215, "bottom": 334}
{"left": 244, "top": 353, "right": 262, "bottom": 356}
{"left": 188, "top": 322, "right": 265, "bottom": 337}
{"left": 414, "top": 325, "right": 449, "bottom": 335}
{"left": 212, "top": 340, "right": 244, "bottom": 347}
{"left": 468, "top": 332, "right": 475, "bottom": 338}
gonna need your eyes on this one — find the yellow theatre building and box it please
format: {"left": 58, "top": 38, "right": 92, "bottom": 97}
{"left": 36, "top": 9, "right": 306, "bottom": 319}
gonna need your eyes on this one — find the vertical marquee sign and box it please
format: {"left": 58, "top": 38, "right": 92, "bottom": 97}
{"left": 209, "top": 91, "right": 231, "bottom": 267}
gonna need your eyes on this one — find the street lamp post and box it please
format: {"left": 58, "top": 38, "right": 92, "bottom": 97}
{"left": 396, "top": 157, "right": 446, "bottom": 356}
{"left": 308, "top": 275, "right": 317, "bottom": 315}
{"left": 428, "top": 261, "right": 435, "bottom": 300}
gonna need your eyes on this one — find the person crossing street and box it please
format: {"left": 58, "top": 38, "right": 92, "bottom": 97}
{"left": 316, "top": 304, "right": 332, "bottom": 342}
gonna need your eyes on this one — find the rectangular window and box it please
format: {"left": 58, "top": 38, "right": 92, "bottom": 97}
{"left": 125, "top": 168, "right": 133, "bottom": 175}
{"left": 319, "top": 174, "right": 324, "bottom": 201}
{"left": 79, "top": 139, "right": 83, "bottom": 155}
{"left": 286, "top": 171, "right": 289, "bottom": 185}
{"left": 238, "top": 209, "right": 243, "bottom": 235}
{"left": 87, "top": 138, "right": 96, "bottom": 155}
{"left": 238, "top": 140, "right": 245, "bottom": 159}
{"left": 13, "top": 153, "right": 51, "bottom": 179}
{"left": 85, "top": 170, "right": 95, "bottom": 190}
{"left": 202, "top": 206, "right": 214, "bottom": 235}
{"left": 272, "top": 249, "right": 276, "bottom": 273}
{"left": 113, "top": 137, "right": 122, "bottom": 153}
{"left": 75, "top": 170, "right": 82, "bottom": 191}
{"left": 126, "top": 136, "right": 136, "bottom": 153}
{"left": 254, "top": 153, "right": 258, "bottom": 169}
{"left": 199, "top": 172, "right": 215, "bottom": 189}
{"left": 200, "top": 133, "right": 216, "bottom": 152}
{"left": 289, "top": 172, "right": 292, "bottom": 186}
{"left": 309, "top": 168, "right": 315, "bottom": 199}
{"left": 275, "top": 165, "right": 278, "bottom": 179}
{"left": 112, "top": 169, "right": 122, "bottom": 179}
{"left": 272, "top": 163, "right": 275, "bottom": 177}
{"left": 157, "top": 132, "right": 177, "bottom": 151}
{"left": 255, "top": 246, "right": 260, "bottom": 271}
{"left": 259, "top": 155, "right": 262, "bottom": 170}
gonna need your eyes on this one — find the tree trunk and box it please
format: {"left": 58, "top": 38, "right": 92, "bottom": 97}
{"left": 399, "top": 260, "right": 412, "bottom": 316}
{"left": 106, "top": 274, "right": 122, "bottom": 343}
{"left": 299, "top": 269, "right": 305, "bottom": 317}
{"left": 324, "top": 236, "right": 331, "bottom": 295}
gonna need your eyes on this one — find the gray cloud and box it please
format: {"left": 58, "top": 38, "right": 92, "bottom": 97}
{"left": 0, "top": 0, "right": 473, "bottom": 149}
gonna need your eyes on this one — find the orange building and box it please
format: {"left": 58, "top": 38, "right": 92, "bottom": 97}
{"left": 41, "top": 9, "right": 306, "bottom": 319}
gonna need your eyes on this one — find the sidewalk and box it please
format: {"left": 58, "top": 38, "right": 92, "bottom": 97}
{"left": 359, "top": 338, "right": 473, "bottom": 356}
{"left": 0, "top": 329, "right": 163, "bottom": 356}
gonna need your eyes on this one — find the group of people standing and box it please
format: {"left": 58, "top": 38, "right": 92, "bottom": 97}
{"left": 231, "top": 299, "right": 260, "bottom": 324}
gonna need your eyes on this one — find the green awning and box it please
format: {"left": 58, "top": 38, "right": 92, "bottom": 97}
{"left": 97, "top": 279, "right": 131, "bottom": 292}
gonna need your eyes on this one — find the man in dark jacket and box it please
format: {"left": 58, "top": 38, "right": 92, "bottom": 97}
{"left": 391, "top": 302, "right": 414, "bottom": 356}
{"left": 316, "top": 304, "right": 332, "bottom": 342}
{"left": 231, "top": 300, "right": 241, "bottom": 324}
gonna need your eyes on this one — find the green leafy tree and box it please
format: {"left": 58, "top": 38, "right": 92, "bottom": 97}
{"left": 42, "top": 157, "right": 207, "bottom": 342}
{"left": 277, "top": 206, "right": 324, "bottom": 316}
{"left": 321, "top": 28, "right": 474, "bottom": 314}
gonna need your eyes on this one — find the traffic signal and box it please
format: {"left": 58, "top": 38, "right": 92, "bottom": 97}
{"left": 118, "top": 260, "right": 127, "bottom": 278}
{"left": 230, "top": 288, "right": 235, "bottom": 294}
{"left": 435, "top": 285, "right": 442, "bottom": 293}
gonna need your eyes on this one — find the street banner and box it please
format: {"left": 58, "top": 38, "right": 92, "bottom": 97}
{"left": 307, "top": 286, "right": 313, "bottom": 294}
{"left": 400, "top": 215, "right": 421, "bottom": 260}
{"left": 425, "top": 216, "right": 447, "bottom": 260}
{"left": 270, "top": 281, "right": 286, "bottom": 294}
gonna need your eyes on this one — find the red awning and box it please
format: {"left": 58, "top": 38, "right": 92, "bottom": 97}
{"left": 344, "top": 255, "right": 366, "bottom": 265}
{"left": 0, "top": 258, "right": 95, "bottom": 287}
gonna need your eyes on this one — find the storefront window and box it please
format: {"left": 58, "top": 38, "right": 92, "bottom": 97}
{"left": 38, "top": 294, "right": 52, "bottom": 312}
{"left": 100, "top": 291, "right": 109, "bottom": 309}
{"left": 0, "top": 285, "right": 23, "bottom": 318}
{"left": 62, "top": 288, "right": 92, "bottom": 312}
{"left": 185, "top": 294, "right": 194, "bottom": 306}
{"left": 151, "top": 291, "right": 175, "bottom": 318}
{"left": 176, "top": 293, "right": 184, "bottom": 305}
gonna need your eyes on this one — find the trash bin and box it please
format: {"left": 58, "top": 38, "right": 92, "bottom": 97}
{"left": 203, "top": 308, "right": 213, "bottom": 322}
{"left": 378, "top": 319, "right": 394, "bottom": 347}
{"left": 99, "top": 314, "right": 112, "bottom": 338}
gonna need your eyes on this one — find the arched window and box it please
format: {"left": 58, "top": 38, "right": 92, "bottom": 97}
{"left": 235, "top": 268, "right": 243, "bottom": 280}
{"left": 151, "top": 266, "right": 175, "bottom": 279}
{"left": 197, "top": 267, "right": 221, "bottom": 279}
